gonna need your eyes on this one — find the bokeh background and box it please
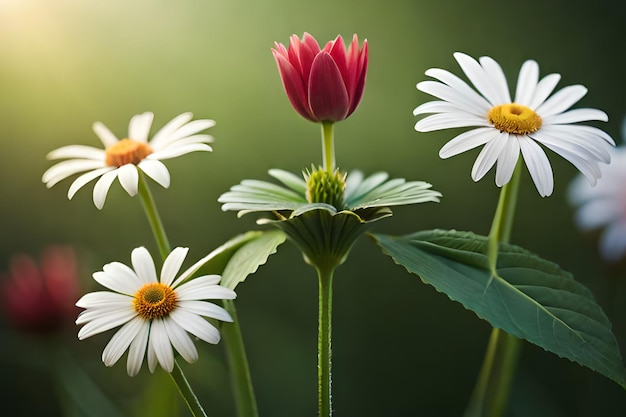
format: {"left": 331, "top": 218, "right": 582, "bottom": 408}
{"left": 1, "top": 0, "right": 626, "bottom": 416}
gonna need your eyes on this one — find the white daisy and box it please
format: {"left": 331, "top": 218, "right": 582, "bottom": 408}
{"left": 569, "top": 144, "right": 626, "bottom": 262}
{"left": 42, "top": 112, "right": 215, "bottom": 209}
{"left": 413, "top": 52, "right": 614, "bottom": 197}
{"left": 75, "top": 246, "right": 236, "bottom": 377}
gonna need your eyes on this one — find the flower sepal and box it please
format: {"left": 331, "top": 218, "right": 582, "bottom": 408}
{"left": 220, "top": 168, "right": 440, "bottom": 269}
{"left": 260, "top": 205, "right": 391, "bottom": 269}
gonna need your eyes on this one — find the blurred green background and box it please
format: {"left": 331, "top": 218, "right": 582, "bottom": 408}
{"left": 1, "top": 0, "right": 626, "bottom": 415}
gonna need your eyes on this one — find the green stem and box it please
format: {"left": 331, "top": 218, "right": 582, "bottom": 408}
{"left": 170, "top": 361, "right": 208, "bottom": 417}
{"left": 465, "top": 161, "right": 523, "bottom": 417}
{"left": 138, "top": 171, "right": 171, "bottom": 261}
{"left": 321, "top": 122, "right": 335, "bottom": 173}
{"left": 317, "top": 264, "right": 334, "bottom": 417}
{"left": 222, "top": 299, "right": 259, "bottom": 417}
{"left": 137, "top": 172, "right": 208, "bottom": 417}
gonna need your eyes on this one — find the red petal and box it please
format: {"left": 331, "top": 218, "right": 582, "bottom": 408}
{"left": 289, "top": 33, "right": 319, "bottom": 89}
{"left": 347, "top": 38, "right": 368, "bottom": 116}
{"left": 327, "top": 35, "right": 349, "bottom": 88}
{"left": 308, "top": 52, "right": 349, "bottom": 122}
{"left": 273, "top": 51, "right": 315, "bottom": 121}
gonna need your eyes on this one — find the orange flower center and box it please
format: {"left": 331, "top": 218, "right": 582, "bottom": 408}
{"left": 133, "top": 282, "right": 177, "bottom": 320}
{"left": 105, "top": 139, "right": 153, "bottom": 167}
{"left": 487, "top": 103, "right": 542, "bottom": 135}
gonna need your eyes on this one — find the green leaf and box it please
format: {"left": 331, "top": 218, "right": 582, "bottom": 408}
{"left": 220, "top": 230, "right": 286, "bottom": 290}
{"left": 372, "top": 229, "right": 626, "bottom": 387}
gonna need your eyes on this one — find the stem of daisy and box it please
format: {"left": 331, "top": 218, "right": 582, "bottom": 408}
{"left": 137, "top": 171, "right": 171, "bottom": 261}
{"left": 170, "top": 361, "right": 208, "bottom": 417}
{"left": 222, "top": 299, "right": 259, "bottom": 417}
{"left": 137, "top": 172, "right": 208, "bottom": 417}
{"left": 464, "top": 161, "right": 523, "bottom": 417}
{"left": 321, "top": 122, "right": 336, "bottom": 173}
{"left": 317, "top": 263, "right": 335, "bottom": 417}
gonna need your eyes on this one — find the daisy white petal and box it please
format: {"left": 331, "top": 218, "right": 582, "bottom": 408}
{"left": 439, "top": 127, "right": 498, "bottom": 159}
{"left": 42, "top": 160, "right": 106, "bottom": 187}
{"left": 454, "top": 52, "right": 505, "bottom": 105}
{"left": 93, "top": 170, "right": 119, "bottom": 209}
{"left": 147, "top": 336, "right": 158, "bottom": 373}
{"left": 415, "top": 113, "right": 489, "bottom": 132}
{"left": 417, "top": 81, "right": 489, "bottom": 115}
{"left": 178, "top": 300, "right": 233, "bottom": 322}
{"left": 495, "top": 137, "right": 521, "bottom": 187}
{"left": 46, "top": 145, "right": 106, "bottom": 160}
{"left": 131, "top": 247, "right": 157, "bottom": 284}
{"left": 540, "top": 125, "right": 613, "bottom": 162}
{"left": 528, "top": 73, "right": 561, "bottom": 109}
{"left": 138, "top": 159, "right": 171, "bottom": 188}
{"left": 519, "top": 136, "right": 553, "bottom": 197}
{"left": 531, "top": 131, "right": 602, "bottom": 184}
{"left": 149, "top": 319, "right": 175, "bottom": 372}
{"left": 150, "top": 143, "right": 213, "bottom": 160}
{"left": 514, "top": 60, "right": 539, "bottom": 105}
{"left": 76, "top": 291, "right": 129, "bottom": 309}
{"left": 471, "top": 132, "right": 509, "bottom": 182}
{"left": 160, "top": 247, "right": 189, "bottom": 286}
{"left": 414, "top": 52, "right": 612, "bottom": 195}
{"left": 76, "top": 305, "right": 132, "bottom": 325}
{"left": 173, "top": 118, "right": 216, "bottom": 137}
{"left": 169, "top": 308, "right": 221, "bottom": 344}
{"left": 568, "top": 145, "right": 626, "bottom": 262}
{"left": 574, "top": 199, "right": 621, "bottom": 230}
{"left": 544, "top": 108, "right": 608, "bottom": 125}
{"left": 77, "top": 308, "right": 136, "bottom": 340}
{"left": 148, "top": 112, "right": 194, "bottom": 148}
{"left": 175, "top": 276, "right": 236, "bottom": 300}
{"left": 68, "top": 167, "right": 116, "bottom": 200}
{"left": 163, "top": 318, "right": 198, "bottom": 363}
{"left": 478, "top": 55, "right": 511, "bottom": 104}
{"left": 128, "top": 112, "right": 154, "bottom": 143}
{"left": 116, "top": 164, "right": 140, "bottom": 196}
{"left": 599, "top": 222, "right": 626, "bottom": 262}
{"left": 535, "top": 85, "right": 587, "bottom": 117}
{"left": 92, "top": 121, "right": 119, "bottom": 147}
{"left": 423, "top": 68, "right": 492, "bottom": 111}
{"left": 127, "top": 320, "right": 150, "bottom": 376}
{"left": 99, "top": 262, "right": 143, "bottom": 293}
{"left": 171, "top": 256, "right": 216, "bottom": 288}
{"left": 413, "top": 100, "right": 468, "bottom": 116}
{"left": 43, "top": 112, "right": 215, "bottom": 209}
{"left": 102, "top": 316, "right": 144, "bottom": 367}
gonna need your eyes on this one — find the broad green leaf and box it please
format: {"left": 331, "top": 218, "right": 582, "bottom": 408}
{"left": 220, "top": 230, "right": 286, "bottom": 290}
{"left": 198, "top": 231, "right": 265, "bottom": 275}
{"left": 372, "top": 229, "right": 626, "bottom": 387}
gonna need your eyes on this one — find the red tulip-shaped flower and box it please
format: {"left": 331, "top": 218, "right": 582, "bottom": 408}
{"left": 272, "top": 32, "right": 368, "bottom": 123}
{"left": 1, "top": 246, "right": 80, "bottom": 333}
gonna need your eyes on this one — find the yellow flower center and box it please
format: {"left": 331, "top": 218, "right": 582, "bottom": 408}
{"left": 105, "top": 139, "right": 153, "bottom": 167}
{"left": 487, "top": 103, "right": 542, "bottom": 135}
{"left": 133, "top": 282, "right": 177, "bottom": 320}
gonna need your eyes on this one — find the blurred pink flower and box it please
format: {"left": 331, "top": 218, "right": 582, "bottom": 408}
{"left": 1, "top": 246, "right": 80, "bottom": 333}
{"left": 272, "top": 32, "right": 368, "bottom": 123}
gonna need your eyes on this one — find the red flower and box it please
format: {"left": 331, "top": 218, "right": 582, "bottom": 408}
{"left": 1, "top": 246, "right": 80, "bottom": 333}
{"left": 272, "top": 32, "right": 368, "bottom": 123}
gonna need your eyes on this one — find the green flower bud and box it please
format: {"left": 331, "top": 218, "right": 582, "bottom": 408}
{"left": 305, "top": 166, "right": 346, "bottom": 210}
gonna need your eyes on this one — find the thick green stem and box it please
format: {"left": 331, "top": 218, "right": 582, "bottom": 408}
{"left": 222, "top": 299, "right": 259, "bottom": 417}
{"left": 137, "top": 173, "right": 208, "bottom": 417}
{"left": 321, "top": 122, "right": 336, "bottom": 173}
{"left": 317, "top": 264, "right": 334, "bottom": 417}
{"left": 138, "top": 171, "right": 171, "bottom": 261}
{"left": 465, "top": 161, "right": 523, "bottom": 417}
